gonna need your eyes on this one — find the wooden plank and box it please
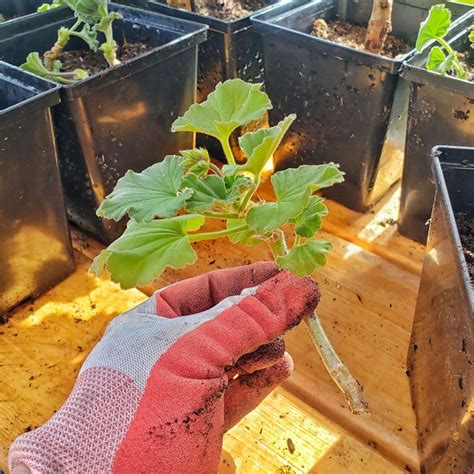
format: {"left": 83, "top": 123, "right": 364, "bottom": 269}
{"left": 322, "top": 187, "right": 425, "bottom": 276}
{"left": 77, "top": 224, "right": 420, "bottom": 470}
{"left": 220, "top": 389, "right": 403, "bottom": 474}
{"left": 0, "top": 252, "right": 405, "bottom": 474}
{"left": 256, "top": 179, "right": 425, "bottom": 275}
{"left": 0, "top": 253, "right": 147, "bottom": 472}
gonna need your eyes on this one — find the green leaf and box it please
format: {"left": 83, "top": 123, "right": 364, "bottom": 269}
{"left": 97, "top": 155, "right": 193, "bottom": 222}
{"left": 38, "top": 0, "right": 65, "bottom": 12}
{"left": 64, "top": 0, "right": 104, "bottom": 24}
{"left": 94, "top": 10, "right": 122, "bottom": 33}
{"left": 426, "top": 46, "right": 454, "bottom": 75}
{"left": 226, "top": 219, "right": 261, "bottom": 246}
{"left": 236, "top": 114, "right": 296, "bottom": 177}
{"left": 90, "top": 215, "right": 205, "bottom": 288}
{"left": 182, "top": 174, "right": 251, "bottom": 212}
{"left": 246, "top": 164, "right": 344, "bottom": 234}
{"left": 73, "top": 24, "right": 100, "bottom": 52}
{"left": 277, "top": 240, "right": 332, "bottom": 276}
{"left": 293, "top": 196, "right": 328, "bottom": 238}
{"left": 171, "top": 79, "right": 272, "bottom": 143}
{"left": 20, "top": 52, "right": 88, "bottom": 84}
{"left": 416, "top": 4, "right": 451, "bottom": 51}
{"left": 469, "top": 29, "right": 474, "bottom": 48}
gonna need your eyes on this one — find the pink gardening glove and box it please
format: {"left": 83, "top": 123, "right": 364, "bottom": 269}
{"left": 9, "top": 262, "right": 319, "bottom": 474}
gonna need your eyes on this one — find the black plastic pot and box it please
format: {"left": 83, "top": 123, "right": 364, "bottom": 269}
{"left": 0, "top": 62, "right": 74, "bottom": 316}
{"left": 398, "top": 11, "right": 474, "bottom": 244}
{"left": 396, "top": 0, "right": 472, "bottom": 17}
{"left": 252, "top": 0, "right": 429, "bottom": 211}
{"left": 117, "top": 0, "right": 303, "bottom": 159}
{"left": 0, "top": 0, "right": 59, "bottom": 24}
{"left": 408, "top": 146, "right": 473, "bottom": 473}
{"left": 0, "top": 4, "right": 207, "bottom": 243}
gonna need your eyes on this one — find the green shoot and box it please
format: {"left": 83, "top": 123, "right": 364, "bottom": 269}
{"left": 92, "top": 79, "right": 344, "bottom": 288}
{"left": 22, "top": 0, "right": 121, "bottom": 83}
{"left": 91, "top": 79, "right": 372, "bottom": 415}
{"left": 38, "top": 0, "right": 65, "bottom": 12}
{"left": 416, "top": 4, "right": 468, "bottom": 80}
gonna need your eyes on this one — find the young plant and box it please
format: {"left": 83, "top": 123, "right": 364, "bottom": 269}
{"left": 91, "top": 79, "right": 369, "bottom": 414}
{"left": 21, "top": 0, "right": 121, "bottom": 84}
{"left": 416, "top": 4, "right": 469, "bottom": 80}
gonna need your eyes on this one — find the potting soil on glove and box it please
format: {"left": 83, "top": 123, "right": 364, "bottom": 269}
{"left": 9, "top": 262, "right": 319, "bottom": 474}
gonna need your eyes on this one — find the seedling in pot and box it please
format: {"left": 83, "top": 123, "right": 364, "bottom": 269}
{"left": 91, "top": 79, "right": 370, "bottom": 415}
{"left": 416, "top": 4, "right": 472, "bottom": 81}
{"left": 21, "top": 0, "right": 121, "bottom": 84}
{"left": 313, "top": 0, "right": 401, "bottom": 56}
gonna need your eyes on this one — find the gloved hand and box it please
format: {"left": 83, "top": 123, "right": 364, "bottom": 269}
{"left": 9, "top": 262, "right": 319, "bottom": 474}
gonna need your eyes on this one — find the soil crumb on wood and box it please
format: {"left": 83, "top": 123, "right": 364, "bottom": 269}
{"left": 56, "top": 42, "right": 152, "bottom": 76}
{"left": 193, "top": 0, "right": 272, "bottom": 20}
{"left": 456, "top": 213, "right": 474, "bottom": 282}
{"left": 311, "top": 19, "right": 411, "bottom": 59}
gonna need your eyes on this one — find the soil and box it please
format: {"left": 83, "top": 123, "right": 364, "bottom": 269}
{"left": 55, "top": 42, "right": 152, "bottom": 76}
{"left": 311, "top": 19, "right": 411, "bottom": 59}
{"left": 447, "top": 52, "right": 474, "bottom": 82}
{"left": 456, "top": 213, "right": 474, "bottom": 282}
{"left": 193, "top": 0, "right": 272, "bottom": 21}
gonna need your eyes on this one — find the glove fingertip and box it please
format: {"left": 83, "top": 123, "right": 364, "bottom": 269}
{"left": 256, "top": 272, "right": 320, "bottom": 331}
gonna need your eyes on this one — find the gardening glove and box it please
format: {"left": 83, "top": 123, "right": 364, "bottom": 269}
{"left": 9, "top": 262, "right": 319, "bottom": 474}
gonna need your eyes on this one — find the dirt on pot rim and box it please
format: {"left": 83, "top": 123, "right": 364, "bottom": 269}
{"left": 56, "top": 42, "right": 152, "bottom": 77}
{"left": 193, "top": 0, "right": 273, "bottom": 21}
{"left": 451, "top": 52, "right": 474, "bottom": 82}
{"left": 456, "top": 213, "right": 474, "bottom": 282}
{"left": 311, "top": 19, "right": 411, "bottom": 59}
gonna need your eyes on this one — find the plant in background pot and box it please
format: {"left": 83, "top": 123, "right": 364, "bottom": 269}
{"left": 398, "top": 6, "right": 473, "bottom": 243}
{"left": 251, "top": 0, "right": 426, "bottom": 213}
{"left": 21, "top": 0, "right": 122, "bottom": 83}
{"left": 116, "top": 0, "right": 306, "bottom": 160}
{"left": 0, "top": 0, "right": 63, "bottom": 24}
{"left": 0, "top": 1, "right": 207, "bottom": 243}
{"left": 92, "top": 78, "right": 370, "bottom": 415}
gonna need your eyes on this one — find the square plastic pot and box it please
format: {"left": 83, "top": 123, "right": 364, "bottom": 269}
{"left": 0, "top": 4, "right": 207, "bottom": 243}
{"left": 117, "top": 0, "right": 304, "bottom": 159}
{"left": 0, "top": 0, "right": 62, "bottom": 24}
{"left": 252, "top": 0, "right": 433, "bottom": 211}
{"left": 398, "top": 11, "right": 474, "bottom": 244}
{"left": 395, "top": 0, "right": 472, "bottom": 17}
{"left": 0, "top": 61, "right": 74, "bottom": 316}
{"left": 407, "top": 146, "right": 473, "bottom": 473}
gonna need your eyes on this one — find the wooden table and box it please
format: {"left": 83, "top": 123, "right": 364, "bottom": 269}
{"left": 0, "top": 186, "right": 424, "bottom": 473}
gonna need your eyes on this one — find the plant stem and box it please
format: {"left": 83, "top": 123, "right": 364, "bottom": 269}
{"left": 238, "top": 185, "right": 257, "bottom": 213}
{"left": 294, "top": 235, "right": 301, "bottom": 247}
{"left": 271, "top": 231, "right": 370, "bottom": 415}
{"left": 209, "top": 163, "right": 223, "bottom": 176}
{"left": 201, "top": 211, "right": 239, "bottom": 219}
{"left": 43, "top": 20, "right": 81, "bottom": 70}
{"left": 305, "top": 314, "right": 370, "bottom": 415}
{"left": 436, "top": 37, "right": 467, "bottom": 79}
{"left": 269, "top": 230, "right": 288, "bottom": 258}
{"left": 222, "top": 138, "right": 236, "bottom": 166}
{"left": 364, "top": 0, "right": 393, "bottom": 54}
{"left": 188, "top": 224, "right": 247, "bottom": 242}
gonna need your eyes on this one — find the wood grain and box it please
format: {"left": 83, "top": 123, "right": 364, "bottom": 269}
{"left": 0, "top": 251, "right": 407, "bottom": 474}
{"left": 3, "top": 198, "right": 422, "bottom": 472}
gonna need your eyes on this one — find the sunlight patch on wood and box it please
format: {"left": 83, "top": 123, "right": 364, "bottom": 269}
{"left": 356, "top": 188, "right": 401, "bottom": 243}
